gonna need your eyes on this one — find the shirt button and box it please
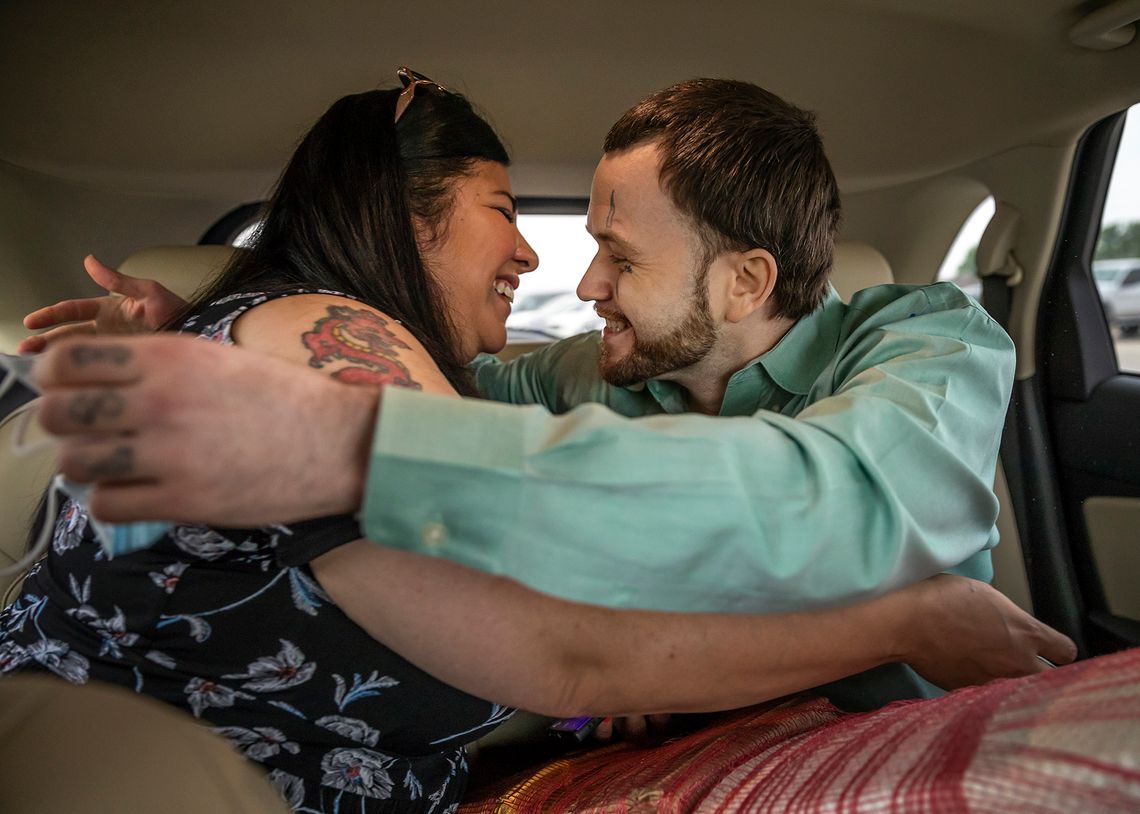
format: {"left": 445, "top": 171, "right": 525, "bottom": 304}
{"left": 421, "top": 522, "right": 448, "bottom": 550}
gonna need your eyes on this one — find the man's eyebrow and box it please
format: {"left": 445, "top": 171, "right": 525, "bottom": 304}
{"left": 587, "top": 225, "right": 637, "bottom": 255}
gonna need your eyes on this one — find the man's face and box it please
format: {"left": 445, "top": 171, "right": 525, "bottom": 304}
{"left": 579, "top": 142, "right": 719, "bottom": 387}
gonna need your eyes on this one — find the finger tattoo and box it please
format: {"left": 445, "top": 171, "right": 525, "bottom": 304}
{"left": 84, "top": 445, "right": 135, "bottom": 479}
{"left": 70, "top": 345, "right": 132, "bottom": 367}
{"left": 67, "top": 391, "right": 126, "bottom": 426}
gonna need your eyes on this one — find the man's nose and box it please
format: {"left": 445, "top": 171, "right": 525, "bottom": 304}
{"left": 576, "top": 254, "right": 613, "bottom": 302}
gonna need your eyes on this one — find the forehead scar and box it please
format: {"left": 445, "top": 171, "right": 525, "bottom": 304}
{"left": 605, "top": 190, "right": 616, "bottom": 229}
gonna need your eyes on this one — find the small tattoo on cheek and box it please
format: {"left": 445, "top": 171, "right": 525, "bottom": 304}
{"left": 70, "top": 345, "right": 132, "bottom": 367}
{"left": 67, "top": 391, "right": 126, "bottom": 427}
{"left": 605, "top": 191, "right": 616, "bottom": 229}
{"left": 85, "top": 445, "right": 135, "bottom": 479}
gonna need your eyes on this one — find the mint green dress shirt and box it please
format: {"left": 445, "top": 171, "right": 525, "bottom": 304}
{"left": 361, "top": 282, "right": 1013, "bottom": 621}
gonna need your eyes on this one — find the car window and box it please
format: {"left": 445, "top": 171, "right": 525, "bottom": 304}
{"left": 508, "top": 212, "right": 602, "bottom": 342}
{"left": 936, "top": 196, "right": 995, "bottom": 300}
{"left": 1096, "top": 104, "right": 1140, "bottom": 373}
{"left": 231, "top": 222, "right": 261, "bottom": 248}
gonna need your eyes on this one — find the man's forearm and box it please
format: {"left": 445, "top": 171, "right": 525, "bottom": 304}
{"left": 294, "top": 379, "right": 375, "bottom": 520}
{"left": 312, "top": 541, "right": 1073, "bottom": 716}
{"left": 35, "top": 335, "right": 376, "bottom": 526}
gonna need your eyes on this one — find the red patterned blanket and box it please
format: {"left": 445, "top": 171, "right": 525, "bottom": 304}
{"left": 461, "top": 647, "right": 1140, "bottom": 813}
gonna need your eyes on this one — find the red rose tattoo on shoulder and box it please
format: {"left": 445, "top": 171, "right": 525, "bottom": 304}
{"left": 301, "top": 305, "right": 422, "bottom": 389}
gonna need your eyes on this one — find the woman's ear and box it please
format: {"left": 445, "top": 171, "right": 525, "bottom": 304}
{"left": 724, "top": 248, "right": 778, "bottom": 323}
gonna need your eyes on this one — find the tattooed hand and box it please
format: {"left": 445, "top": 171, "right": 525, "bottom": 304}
{"left": 34, "top": 335, "right": 378, "bottom": 525}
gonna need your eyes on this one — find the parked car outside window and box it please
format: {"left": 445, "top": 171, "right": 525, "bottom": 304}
{"left": 1094, "top": 260, "right": 1140, "bottom": 336}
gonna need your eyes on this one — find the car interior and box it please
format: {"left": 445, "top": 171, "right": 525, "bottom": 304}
{"left": 1, "top": 0, "right": 1139, "bottom": 809}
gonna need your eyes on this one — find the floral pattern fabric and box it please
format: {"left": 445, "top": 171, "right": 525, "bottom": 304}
{"left": 0, "top": 292, "right": 513, "bottom": 813}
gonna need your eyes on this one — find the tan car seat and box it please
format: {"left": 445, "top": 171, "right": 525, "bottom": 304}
{"left": 0, "top": 675, "right": 290, "bottom": 813}
{"left": 119, "top": 244, "right": 238, "bottom": 300}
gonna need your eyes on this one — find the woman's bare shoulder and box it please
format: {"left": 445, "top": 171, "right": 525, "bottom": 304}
{"left": 231, "top": 293, "right": 455, "bottom": 395}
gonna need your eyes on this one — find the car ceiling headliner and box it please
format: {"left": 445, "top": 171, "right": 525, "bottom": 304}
{"left": 2, "top": 0, "right": 1139, "bottom": 198}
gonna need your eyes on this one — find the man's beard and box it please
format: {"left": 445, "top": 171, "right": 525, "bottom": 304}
{"left": 599, "top": 267, "right": 717, "bottom": 387}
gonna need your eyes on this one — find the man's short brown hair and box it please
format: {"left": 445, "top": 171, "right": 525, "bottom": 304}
{"left": 604, "top": 79, "right": 841, "bottom": 320}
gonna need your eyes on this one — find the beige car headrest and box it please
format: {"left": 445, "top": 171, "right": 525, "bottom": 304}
{"left": 119, "top": 245, "right": 241, "bottom": 300}
{"left": 831, "top": 241, "right": 893, "bottom": 302}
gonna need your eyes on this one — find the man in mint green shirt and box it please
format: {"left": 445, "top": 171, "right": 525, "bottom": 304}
{"left": 29, "top": 79, "right": 1014, "bottom": 706}
{"left": 361, "top": 79, "right": 1011, "bottom": 620}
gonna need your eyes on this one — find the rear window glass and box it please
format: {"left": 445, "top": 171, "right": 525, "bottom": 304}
{"left": 1095, "top": 104, "right": 1140, "bottom": 372}
{"left": 509, "top": 213, "right": 602, "bottom": 342}
{"left": 935, "top": 197, "right": 995, "bottom": 300}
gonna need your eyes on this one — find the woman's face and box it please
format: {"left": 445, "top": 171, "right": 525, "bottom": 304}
{"left": 420, "top": 161, "right": 538, "bottom": 360}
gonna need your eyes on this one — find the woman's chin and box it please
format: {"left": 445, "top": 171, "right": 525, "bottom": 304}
{"left": 477, "top": 331, "right": 508, "bottom": 357}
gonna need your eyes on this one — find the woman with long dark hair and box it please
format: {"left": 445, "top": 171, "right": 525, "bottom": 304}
{"left": 4, "top": 72, "right": 538, "bottom": 812}
{"left": 0, "top": 72, "right": 1069, "bottom": 813}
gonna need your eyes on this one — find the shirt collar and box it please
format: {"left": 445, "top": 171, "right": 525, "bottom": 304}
{"left": 636, "top": 285, "right": 845, "bottom": 411}
{"left": 754, "top": 286, "right": 845, "bottom": 396}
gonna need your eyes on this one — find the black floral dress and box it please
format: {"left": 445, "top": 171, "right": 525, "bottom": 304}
{"left": 0, "top": 292, "right": 513, "bottom": 813}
